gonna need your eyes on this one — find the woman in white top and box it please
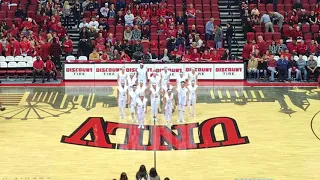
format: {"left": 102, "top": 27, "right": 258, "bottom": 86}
{"left": 117, "top": 81, "right": 128, "bottom": 119}
{"left": 163, "top": 89, "right": 174, "bottom": 126}
{"left": 136, "top": 93, "right": 148, "bottom": 129}
{"left": 136, "top": 63, "right": 148, "bottom": 86}
{"left": 128, "top": 85, "right": 139, "bottom": 122}
{"left": 176, "top": 72, "right": 187, "bottom": 89}
{"left": 149, "top": 70, "right": 161, "bottom": 87}
{"left": 176, "top": 81, "right": 188, "bottom": 122}
{"left": 188, "top": 67, "right": 198, "bottom": 85}
{"left": 160, "top": 67, "right": 171, "bottom": 88}
{"left": 118, "top": 66, "right": 127, "bottom": 86}
{"left": 137, "top": 80, "right": 147, "bottom": 95}
{"left": 187, "top": 80, "right": 198, "bottom": 117}
{"left": 127, "top": 72, "right": 137, "bottom": 92}
{"left": 149, "top": 82, "right": 161, "bottom": 121}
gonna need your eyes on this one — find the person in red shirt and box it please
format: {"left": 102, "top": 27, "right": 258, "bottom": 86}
{"left": 158, "top": 17, "right": 168, "bottom": 33}
{"left": 211, "top": 49, "right": 221, "bottom": 61}
{"left": 132, "top": 4, "right": 141, "bottom": 16}
{"left": 293, "top": 26, "right": 303, "bottom": 40}
{"left": 284, "top": 26, "right": 294, "bottom": 39}
{"left": 287, "top": 40, "right": 297, "bottom": 54}
{"left": 96, "top": 33, "right": 105, "bottom": 44}
{"left": 257, "top": 36, "right": 267, "bottom": 56}
{"left": 40, "top": 40, "right": 51, "bottom": 60}
{"left": 182, "top": 50, "right": 191, "bottom": 62}
{"left": 63, "top": 35, "right": 73, "bottom": 56}
{"left": 101, "top": 50, "right": 109, "bottom": 61}
{"left": 308, "top": 40, "right": 318, "bottom": 56}
{"left": 297, "top": 40, "right": 308, "bottom": 55}
{"left": 186, "top": 4, "right": 197, "bottom": 18}
{"left": 201, "top": 50, "right": 212, "bottom": 61}
{"left": 48, "top": 17, "right": 58, "bottom": 31}
{"left": 242, "top": 41, "right": 252, "bottom": 60}
{"left": 32, "top": 56, "right": 45, "bottom": 83}
{"left": 53, "top": 22, "right": 67, "bottom": 39}
{"left": 21, "top": 18, "right": 33, "bottom": 30}
{"left": 20, "top": 36, "right": 31, "bottom": 55}
{"left": 190, "top": 49, "right": 200, "bottom": 61}
{"left": 141, "top": 4, "right": 150, "bottom": 18}
{"left": 165, "top": 24, "right": 177, "bottom": 39}
{"left": 41, "top": 12, "right": 50, "bottom": 24}
{"left": 170, "top": 47, "right": 183, "bottom": 62}
{"left": 95, "top": 41, "right": 106, "bottom": 54}
{"left": 281, "top": 49, "right": 292, "bottom": 60}
{"left": 45, "top": 56, "right": 57, "bottom": 81}
{"left": 8, "top": 24, "right": 19, "bottom": 38}
{"left": 120, "top": 51, "right": 131, "bottom": 62}
{"left": 12, "top": 38, "right": 21, "bottom": 56}
{"left": 157, "top": 5, "right": 174, "bottom": 18}
{"left": 0, "top": 42, "right": 2, "bottom": 56}
{"left": 5, "top": 39, "right": 12, "bottom": 57}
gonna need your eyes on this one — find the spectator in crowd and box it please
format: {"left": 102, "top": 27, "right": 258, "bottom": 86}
{"left": 111, "top": 49, "right": 120, "bottom": 60}
{"left": 116, "top": 11, "right": 125, "bottom": 25}
{"left": 190, "top": 49, "right": 200, "bottom": 61}
{"left": 62, "top": 1, "right": 71, "bottom": 29}
{"left": 298, "top": 10, "right": 309, "bottom": 25}
{"left": 270, "top": 11, "right": 284, "bottom": 30}
{"left": 124, "top": 26, "right": 133, "bottom": 41}
{"left": 79, "top": 19, "right": 90, "bottom": 29}
{"left": 205, "top": 18, "right": 214, "bottom": 41}
{"left": 251, "top": 5, "right": 259, "bottom": 16}
{"left": 260, "top": 13, "right": 274, "bottom": 33}
{"left": 182, "top": 50, "right": 191, "bottom": 61}
{"left": 247, "top": 55, "right": 258, "bottom": 80}
{"left": 201, "top": 50, "right": 212, "bottom": 61}
{"left": 63, "top": 35, "right": 73, "bottom": 56}
{"left": 132, "top": 25, "right": 142, "bottom": 41}
{"left": 160, "top": 49, "right": 171, "bottom": 62}
{"left": 125, "top": 10, "right": 134, "bottom": 27}
{"left": 267, "top": 57, "right": 278, "bottom": 82}
{"left": 257, "top": 36, "right": 267, "bottom": 56}
{"left": 100, "top": 3, "right": 109, "bottom": 18}
{"left": 101, "top": 50, "right": 109, "bottom": 61}
{"left": 116, "top": 0, "right": 126, "bottom": 11}
{"left": 136, "top": 165, "right": 148, "bottom": 180}
{"left": 297, "top": 55, "right": 307, "bottom": 81}
{"left": 132, "top": 40, "right": 143, "bottom": 61}
{"left": 309, "top": 11, "right": 317, "bottom": 25}
{"left": 50, "top": 38, "right": 62, "bottom": 69}
{"left": 176, "top": 12, "right": 185, "bottom": 25}
{"left": 293, "top": 0, "right": 303, "bottom": 11}
{"left": 149, "top": 168, "right": 160, "bottom": 180}
{"left": 45, "top": 56, "right": 57, "bottom": 82}
{"left": 89, "top": 48, "right": 100, "bottom": 60}
{"left": 269, "top": 41, "right": 277, "bottom": 55}
{"left": 308, "top": 40, "right": 318, "bottom": 56}
{"left": 120, "top": 51, "right": 131, "bottom": 62}
{"left": 277, "top": 55, "right": 288, "bottom": 82}
{"left": 258, "top": 57, "right": 267, "bottom": 81}
{"left": 226, "top": 23, "right": 233, "bottom": 54}
{"left": 242, "top": 41, "right": 252, "bottom": 60}
{"left": 307, "top": 55, "right": 319, "bottom": 81}
{"left": 214, "top": 25, "right": 223, "bottom": 49}
{"left": 109, "top": 4, "right": 117, "bottom": 18}
{"left": 297, "top": 40, "right": 308, "bottom": 55}
{"left": 120, "top": 172, "right": 128, "bottom": 180}
{"left": 186, "top": 4, "right": 197, "bottom": 18}
{"left": 89, "top": 17, "right": 99, "bottom": 30}
{"left": 287, "top": 56, "right": 299, "bottom": 81}
{"left": 32, "top": 56, "right": 45, "bottom": 83}
{"left": 170, "top": 47, "right": 183, "bottom": 62}
{"left": 73, "top": 0, "right": 82, "bottom": 27}
{"left": 277, "top": 39, "right": 287, "bottom": 54}
{"left": 211, "top": 49, "right": 221, "bottom": 61}
{"left": 141, "top": 26, "right": 150, "bottom": 40}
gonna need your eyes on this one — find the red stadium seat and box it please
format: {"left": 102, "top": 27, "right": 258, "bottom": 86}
{"left": 108, "top": 25, "right": 115, "bottom": 34}
{"left": 302, "top": 4, "right": 310, "bottom": 11}
{"left": 116, "top": 25, "right": 123, "bottom": 33}
{"left": 108, "top": 18, "right": 115, "bottom": 25}
{"left": 254, "top": 25, "right": 263, "bottom": 32}
{"left": 206, "top": 40, "right": 214, "bottom": 47}
{"left": 151, "top": 48, "right": 159, "bottom": 56}
{"left": 255, "top": 32, "right": 264, "bottom": 40}
{"left": 202, "top": 0, "right": 211, "bottom": 5}
{"left": 264, "top": 32, "right": 273, "bottom": 41}
{"left": 203, "top": 11, "right": 211, "bottom": 18}
{"left": 304, "top": 33, "right": 312, "bottom": 40}
{"left": 99, "top": 18, "right": 107, "bottom": 24}
{"left": 273, "top": 25, "right": 280, "bottom": 32}
{"left": 212, "top": 12, "right": 219, "bottom": 18}
{"left": 311, "top": 24, "right": 319, "bottom": 33}
{"left": 301, "top": 24, "right": 310, "bottom": 33}
{"left": 196, "top": 18, "right": 205, "bottom": 26}
{"left": 0, "top": 11, "right": 6, "bottom": 19}
{"left": 258, "top": 4, "right": 265, "bottom": 11}
{"left": 150, "top": 33, "right": 158, "bottom": 41}
{"left": 203, "top": 6, "right": 211, "bottom": 12}
{"left": 214, "top": 18, "right": 221, "bottom": 25}
{"left": 246, "top": 32, "right": 255, "bottom": 41}
{"left": 284, "top": 4, "right": 293, "bottom": 11}
{"left": 273, "top": 32, "right": 281, "bottom": 41}
{"left": 277, "top": 4, "right": 285, "bottom": 11}
{"left": 217, "top": 48, "right": 225, "bottom": 56}
{"left": 7, "top": 11, "right": 14, "bottom": 18}
{"left": 159, "top": 34, "right": 166, "bottom": 41}
{"left": 187, "top": 19, "right": 195, "bottom": 25}
{"left": 115, "top": 34, "right": 123, "bottom": 41}
{"left": 150, "top": 25, "right": 157, "bottom": 32}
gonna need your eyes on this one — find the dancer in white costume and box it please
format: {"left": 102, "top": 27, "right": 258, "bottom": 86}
{"left": 118, "top": 66, "right": 127, "bottom": 86}
{"left": 188, "top": 67, "right": 198, "bottom": 85}
{"left": 160, "top": 66, "right": 171, "bottom": 88}
{"left": 163, "top": 89, "right": 174, "bottom": 126}
{"left": 137, "top": 80, "right": 147, "bottom": 95}
{"left": 136, "top": 93, "right": 148, "bottom": 129}
{"left": 176, "top": 72, "right": 187, "bottom": 89}
{"left": 187, "top": 80, "right": 198, "bottom": 117}
{"left": 149, "top": 70, "right": 161, "bottom": 87}
{"left": 136, "top": 63, "right": 148, "bottom": 86}
{"left": 128, "top": 84, "right": 139, "bottom": 122}
{"left": 176, "top": 81, "right": 188, "bottom": 122}
{"left": 149, "top": 82, "right": 161, "bottom": 122}
{"left": 127, "top": 73, "right": 137, "bottom": 92}
{"left": 117, "top": 81, "right": 128, "bottom": 119}
{"left": 162, "top": 81, "right": 173, "bottom": 94}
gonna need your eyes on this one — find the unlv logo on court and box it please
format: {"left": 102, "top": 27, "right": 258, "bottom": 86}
{"left": 60, "top": 117, "right": 249, "bottom": 150}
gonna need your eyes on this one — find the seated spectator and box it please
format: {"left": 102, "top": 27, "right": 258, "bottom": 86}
{"left": 221, "top": 49, "right": 235, "bottom": 60}
{"left": 257, "top": 57, "right": 267, "bottom": 81}
{"left": 211, "top": 49, "right": 221, "bottom": 61}
{"left": 63, "top": 35, "right": 73, "bottom": 56}
{"left": 298, "top": 10, "right": 309, "bottom": 25}
{"left": 141, "top": 13, "right": 150, "bottom": 26}
{"left": 141, "top": 26, "right": 150, "bottom": 40}
{"left": 79, "top": 19, "right": 89, "bottom": 29}
{"left": 287, "top": 56, "right": 299, "bottom": 81}
{"left": 106, "top": 33, "right": 116, "bottom": 45}
{"left": 247, "top": 55, "right": 259, "bottom": 80}
{"left": 96, "top": 32, "right": 105, "bottom": 44}
{"left": 251, "top": 15, "right": 260, "bottom": 25}
{"left": 269, "top": 41, "right": 277, "bottom": 55}
{"left": 194, "top": 34, "right": 203, "bottom": 48}
{"left": 176, "top": 12, "right": 185, "bottom": 25}
{"left": 296, "top": 55, "right": 307, "bottom": 81}
{"left": 88, "top": 27, "right": 98, "bottom": 40}
{"left": 186, "top": 4, "right": 197, "bottom": 18}
{"left": 182, "top": 50, "right": 191, "bottom": 62}
{"left": 309, "top": 11, "right": 317, "bottom": 25}
{"left": 288, "top": 40, "right": 298, "bottom": 54}
{"left": 293, "top": 0, "right": 303, "bottom": 11}
{"left": 32, "top": 56, "right": 45, "bottom": 83}
{"left": 160, "top": 48, "right": 171, "bottom": 62}
{"left": 120, "top": 51, "right": 131, "bottom": 62}
{"left": 308, "top": 40, "right": 318, "bottom": 56}
{"left": 100, "top": 3, "right": 109, "bottom": 18}
{"left": 54, "top": 22, "right": 67, "bottom": 39}
{"left": 20, "top": 36, "right": 31, "bottom": 56}
{"left": 96, "top": 42, "right": 106, "bottom": 54}
{"left": 307, "top": 55, "right": 319, "bottom": 81}
{"left": 132, "top": 25, "right": 142, "bottom": 41}
{"left": 141, "top": 4, "right": 150, "bottom": 18}
{"left": 116, "top": 0, "right": 126, "bottom": 11}
{"left": 89, "top": 17, "right": 99, "bottom": 30}
{"left": 170, "top": 47, "right": 183, "bottom": 62}
{"left": 267, "top": 56, "right": 278, "bottom": 82}
{"left": 201, "top": 50, "right": 212, "bottom": 61}
{"left": 166, "top": 24, "right": 177, "bottom": 39}
{"left": 125, "top": 10, "right": 134, "bottom": 27}
{"left": 251, "top": 5, "right": 260, "bottom": 16}
{"left": 157, "top": 5, "right": 174, "bottom": 18}
{"left": 167, "top": 36, "right": 176, "bottom": 52}
{"left": 297, "top": 40, "right": 308, "bottom": 55}
{"left": 101, "top": 50, "right": 109, "bottom": 61}
{"left": 89, "top": 48, "right": 100, "bottom": 60}
{"left": 122, "top": 40, "right": 133, "bottom": 57}
{"left": 289, "top": 11, "right": 298, "bottom": 26}
{"left": 108, "top": 4, "right": 116, "bottom": 18}
{"left": 281, "top": 49, "right": 292, "bottom": 60}
{"left": 189, "top": 25, "right": 200, "bottom": 37}
{"left": 158, "top": 17, "right": 168, "bottom": 34}
{"left": 190, "top": 49, "right": 200, "bottom": 61}
{"left": 111, "top": 49, "right": 120, "bottom": 60}
{"left": 277, "top": 55, "right": 288, "bottom": 82}
{"left": 116, "top": 11, "right": 125, "bottom": 25}
{"left": 45, "top": 56, "right": 57, "bottom": 81}
{"left": 134, "top": 16, "right": 143, "bottom": 25}
{"left": 132, "top": 40, "right": 143, "bottom": 61}
{"left": 257, "top": 36, "right": 267, "bottom": 56}
{"left": 199, "top": 43, "right": 207, "bottom": 54}
{"left": 277, "top": 39, "right": 287, "bottom": 54}
{"left": 124, "top": 26, "right": 133, "bottom": 41}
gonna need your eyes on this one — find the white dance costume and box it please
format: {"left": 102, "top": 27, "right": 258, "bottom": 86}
{"left": 150, "top": 86, "right": 161, "bottom": 118}
{"left": 137, "top": 67, "right": 148, "bottom": 86}
{"left": 176, "top": 75, "right": 187, "bottom": 89}
{"left": 188, "top": 71, "right": 198, "bottom": 84}
{"left": 177, "top": 87, "right": 188, "bottom": 122}
{"left": 161, "top": 70, "right": 171, "bottom": 87}
{"left": 187, "top": 84, "right": 198, "bottom": 116}
{"left": 136, "top": 98, "right": 148, "bottom": 127}
{"left": 149, "top": 74, "right": 161, "bottom": 87}
{"left": 118, "top": 71, "right": 127, "bottom": 86}
{"left": 118, "top": 86, "right": 128, "bottom": 118}
{"left": 127, "top": 76, "right": 137, "bottom": 91}
{"left": 164, "top": 93, "right": 174, "bottom": 123}
{"left": 129, "top": 90, "right": 139, "bottom": 120}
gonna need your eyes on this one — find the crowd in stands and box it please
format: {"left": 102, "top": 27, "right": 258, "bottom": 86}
{"left": 241, "top": 0, "right": 320, "bottom": 82}
{"left": 76, "top": 0, "right": 236, "bottom": 62}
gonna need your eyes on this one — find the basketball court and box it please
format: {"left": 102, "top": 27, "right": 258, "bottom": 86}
{"left": 1, "top": 83, "right": 320, "bottom": 180}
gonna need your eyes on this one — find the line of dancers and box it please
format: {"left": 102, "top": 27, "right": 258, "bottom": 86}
{"left": 116, "top": 63, "right": 199, "bottom": 129}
